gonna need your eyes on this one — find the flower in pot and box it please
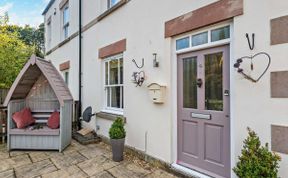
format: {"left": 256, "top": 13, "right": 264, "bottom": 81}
{"left": 109, "top": 117, "right": 126, "bottom": 162}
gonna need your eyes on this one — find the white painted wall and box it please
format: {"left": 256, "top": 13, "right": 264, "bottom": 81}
{"left": 44, "top": 0, "right": 288, "bottom": 177}
{"left": 44, "top": 0, "right": 79, "bottom": 52}
{"left": 44, "top": 0, "right": 80, "bottom": 100}
{"left": 79, "top": 0, "right": 219, "bottom": 163}
{"left": 47, "top": 37, "right": 79, "bottom": 100}
{"left": 232, "top": 0, "right": 288, "bottom": 176}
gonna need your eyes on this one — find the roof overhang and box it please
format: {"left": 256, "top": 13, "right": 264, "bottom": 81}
{"left": 4, "top": 55, "right": 73, "bottom": 107}
{"left": 42, "top": 0, "right": 56, "bottom": 15}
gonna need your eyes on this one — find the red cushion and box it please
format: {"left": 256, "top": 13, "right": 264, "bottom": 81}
{"left": 12, "top": 108, "right": 35, "bottom": 129}
{"left": 47, "top": 111, "right": 60, "bottom": 129}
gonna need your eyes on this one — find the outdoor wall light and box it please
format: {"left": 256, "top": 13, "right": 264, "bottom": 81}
{"left": 54, "top": 8, "right": 57, "bottom": 15}
{"left": 153, "top": 53, "right": 159, "bottom": 67}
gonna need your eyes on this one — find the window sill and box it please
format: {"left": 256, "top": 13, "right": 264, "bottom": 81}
{"left": 96, "top": 111, "right": 126, "bottom": 123}
{"left": 97, "top": 0, "right": 128, "bottom": 22}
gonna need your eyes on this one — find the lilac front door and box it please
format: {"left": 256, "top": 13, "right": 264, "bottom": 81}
{"left": 177, "top": 45, "right": 230, "bottom": 177}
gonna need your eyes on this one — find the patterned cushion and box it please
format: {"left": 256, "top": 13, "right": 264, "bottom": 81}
{"left": 12, "top": 108, "right": 36, "bottom": 129}
{"left": 47, "top": 111, "right": 60, "bottom": 129}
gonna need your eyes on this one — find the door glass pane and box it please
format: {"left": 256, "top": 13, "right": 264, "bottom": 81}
{"left": 111, "top": 86, "right": 121, "bottom": 108}
{"left": 192, "top": 32, "right": 208, "bottom": 46}
{"left": 211, "top": 26, "right": 230, "bottom": 42}
{"left": 109, "top": 59, "right": 118, "bottom": 85}
{"left": 183, "top": 57, "right": 197, "bottom": 108}
{"left": 205, "top": 52, "right": 223, "bottom": 111}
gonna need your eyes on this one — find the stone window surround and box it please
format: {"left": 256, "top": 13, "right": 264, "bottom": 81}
{"left": 164, "top": 0, "right": 243, "bottom": 38}
{"left": 59, "top": 61, "right": 70, "bottom": 71}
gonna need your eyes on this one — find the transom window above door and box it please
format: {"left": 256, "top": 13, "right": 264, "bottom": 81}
{"left": 104, "top": 54, "right": 123, "bottom": 112}
{"left": 176, "top": 25, "right": 230, "bottom": 51}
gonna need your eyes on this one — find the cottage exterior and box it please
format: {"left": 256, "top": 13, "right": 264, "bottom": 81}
{"left": 43, "top": 0, "right": 288, "bottom": 177}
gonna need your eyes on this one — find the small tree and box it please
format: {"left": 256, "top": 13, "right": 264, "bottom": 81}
{"left": 109, "top": 117, "right": 126, "bottom": 139}
{"left": 233, "top": 128, "right": 281, "bottom": 178}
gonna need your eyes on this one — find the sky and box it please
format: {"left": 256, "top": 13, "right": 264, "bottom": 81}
{"left": 0, "top": 0, "right": 50, "bottom": 27}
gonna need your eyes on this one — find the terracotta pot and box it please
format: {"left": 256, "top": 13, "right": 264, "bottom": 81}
{"left": 110, "top": 138, "right": 125, "bottom": 162}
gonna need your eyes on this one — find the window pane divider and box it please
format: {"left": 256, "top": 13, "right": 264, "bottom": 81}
{"left": 105, "top": 84, "right": 124, "bottom": 87}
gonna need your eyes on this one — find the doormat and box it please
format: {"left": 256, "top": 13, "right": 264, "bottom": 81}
{"left": 72, "top": 130, "right": 101, "bottom": 145}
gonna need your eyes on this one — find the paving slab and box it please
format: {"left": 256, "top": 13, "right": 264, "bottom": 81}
{"left": 90, "top": 171, "right": 115, "bottom": 178}
{"left": 42, "top": 165, "right": 88, "bottom": 178}
{"left": 15, "top": 159, "right": 57, "bottom": 178}
{"left": 9, "top": 151, "right": 27, "bottom": 157}
{"left": 146, "top": 169, "right": 179, "bottom": 178}
{"left": 77, "top": 155, "right": 119, "bottom": 176}
{"left": 0, "top": 169, "right": 15, "bottom": 178}
{"left": 63, "top": 140, "right": 87, "bottom": 154}
{"left": 79, "top": 146, "right": 107, "bottom": 159}
{"left": 0, "top": 151, "right": 10, "bottom": 159}
{"left": 0, "top": 154, "right": 31, "bottom": 172}
{"left": 0, "top": 140, "right": 182, "bottom": 178}
{"left": 51, "top": 150, "right": 87, "bottom": 169}
{"left": 28, "top": 151, "right": 50, "bottom": 162}
{"left": 108, "top": 163, "right": 152, "bottom": 178}
{"left": 45, "top": 151, "right": 64, "bottom": 158}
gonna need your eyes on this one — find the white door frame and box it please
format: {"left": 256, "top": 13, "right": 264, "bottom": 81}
{"left": 170, "top": 21, "right": 236, "bottom": 178}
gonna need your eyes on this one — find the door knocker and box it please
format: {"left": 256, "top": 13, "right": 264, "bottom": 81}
{"left": 197, "top": 78, "right": 203, "bottom": 88}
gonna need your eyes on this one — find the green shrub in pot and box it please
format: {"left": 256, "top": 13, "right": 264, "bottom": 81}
{"left": 233, "top": 127, "right": 281, "bottom": 178}
{"left": 109, "top": 117, "right": 126, "bottom": 162}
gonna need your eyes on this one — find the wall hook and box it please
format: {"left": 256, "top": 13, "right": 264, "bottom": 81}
{"left": 246, "top": 33, "right": 255, "bottom": 50}
{"left": 132, "top": 58, "right": 144, "bottom": 69}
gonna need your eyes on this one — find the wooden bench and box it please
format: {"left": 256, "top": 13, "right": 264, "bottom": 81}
{"left": 8, "top": 104, "right": 65, "bottom": 151}
{"left": 9, "top": 110, "right": 60, "bottom": 136}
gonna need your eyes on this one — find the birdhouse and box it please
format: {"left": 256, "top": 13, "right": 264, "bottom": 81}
{"left": 147, "top": 83, "right": 166, "bottom": 104}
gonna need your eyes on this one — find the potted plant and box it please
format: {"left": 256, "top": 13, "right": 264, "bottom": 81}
{"left": 233, "top": 127, "right": 281, "bottom": 178}
{"left": 109, "top": 117, "right": 126, "bottom": 162}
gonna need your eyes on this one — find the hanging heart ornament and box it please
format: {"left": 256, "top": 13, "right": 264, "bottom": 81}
{"left": 234, "top": 52, "right": 271, "bottom": 83}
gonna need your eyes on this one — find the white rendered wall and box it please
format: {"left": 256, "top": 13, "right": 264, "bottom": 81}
{"left": 79, "top": 0, "right": 217, "bottom": 163}
{"left": 44, "top": 0, "right": 288, "bottom": 177}
{"left": 232, "top": 0, "right": 288, "bottom": 177}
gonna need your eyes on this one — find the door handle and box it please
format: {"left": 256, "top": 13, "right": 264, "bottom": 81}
{"left": 224, "top": 89, "right": 229, "bottom": 96}
{"left": 197, "top": 78, "right": 203, "bottom": 88}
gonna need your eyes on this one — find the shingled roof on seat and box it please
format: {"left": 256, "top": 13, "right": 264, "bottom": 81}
{"left": 4, "top": 55, "right": 73, "bottom": 106}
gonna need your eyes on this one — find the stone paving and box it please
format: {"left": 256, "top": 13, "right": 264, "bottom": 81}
{"left": 0, "top": 140, "right": 181, "bottom": 178}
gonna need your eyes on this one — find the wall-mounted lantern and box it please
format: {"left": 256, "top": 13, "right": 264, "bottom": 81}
{"left": 148, "top": 83, "right": 166, "bottom": 104}
{"left": 153, "top": 53, "right": 159, "bottom": 67}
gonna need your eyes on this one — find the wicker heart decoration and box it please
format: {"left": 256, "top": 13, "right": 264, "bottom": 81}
{"left": 234, "top": 52, "right": 271, "bottom": 83}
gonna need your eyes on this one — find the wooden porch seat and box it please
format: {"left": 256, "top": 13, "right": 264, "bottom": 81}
{"left": 4, "top": 55, "right": 73, "bottom": 152}
{"left": 10, "top": 126, "right": 59, "bottom": 136}
{"left": 10, "top": 109, "right": 60, "bottom": 136}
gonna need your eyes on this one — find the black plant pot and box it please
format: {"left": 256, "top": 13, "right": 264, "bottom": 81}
{"left": 110, "top": 138, "right": 125, "bottom": 162}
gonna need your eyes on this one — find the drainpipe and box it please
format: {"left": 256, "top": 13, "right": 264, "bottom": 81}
{"left": 78, "top": 0, "right": 82, "bottom": 130}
